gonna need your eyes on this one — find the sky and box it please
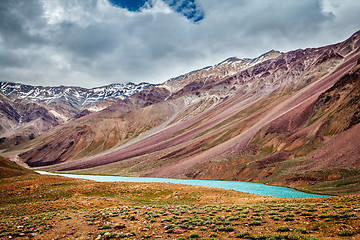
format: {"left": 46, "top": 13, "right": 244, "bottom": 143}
{"left": 0, "top": 0, "right": 360, "bottom": 88}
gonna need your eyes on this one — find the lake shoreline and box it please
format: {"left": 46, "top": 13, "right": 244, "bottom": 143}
{"left": 36, "top": 171, "right": 330, "bottom": 199}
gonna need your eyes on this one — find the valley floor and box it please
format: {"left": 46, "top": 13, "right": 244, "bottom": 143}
{"left": 0, "top": 174, "right": 360, "bottom": 239}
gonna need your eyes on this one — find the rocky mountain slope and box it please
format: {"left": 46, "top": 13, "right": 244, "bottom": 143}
{"left": 164, "top": 50, "right": 282, "bottom": 95}
{"left": 13, "top": 50, "right": 281, "bottom": 167}
{"left": 0, "top": 82, "right": 151, "bottom": 148}
{"left": 5, "top": 30, "right": 360, "bottom": 193}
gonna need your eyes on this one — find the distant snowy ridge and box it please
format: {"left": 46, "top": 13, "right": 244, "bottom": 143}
{"left": 0, "top": 82, "right": 153, "bottom": 108}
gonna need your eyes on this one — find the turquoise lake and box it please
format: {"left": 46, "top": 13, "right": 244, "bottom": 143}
{"left": 37, "top": 171, "right": 328, "bottom": 199}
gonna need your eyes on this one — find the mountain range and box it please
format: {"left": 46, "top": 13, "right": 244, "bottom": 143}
{"left": 2, "top": 30, "right": 360, "bottom": 194}
{"left": 0, "top": 82, "right": 151, "bottom": 148}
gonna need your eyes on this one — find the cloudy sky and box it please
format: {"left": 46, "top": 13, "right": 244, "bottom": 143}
{"left": 0, "top": 0, "right": 360, "bottom": 88}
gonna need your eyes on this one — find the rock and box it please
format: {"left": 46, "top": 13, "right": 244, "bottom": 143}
{"left": 103, "top": 232, "right": 111, "bottom": 238}
{"left": 114, "top": 223, "right": 126, "bottom": 229}
{"left": 172, "top": 228, "right": 187, "bottom": 234}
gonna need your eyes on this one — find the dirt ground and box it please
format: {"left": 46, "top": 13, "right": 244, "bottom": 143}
{"left": 0, "top": 174, "right": 360, "bottom": 239}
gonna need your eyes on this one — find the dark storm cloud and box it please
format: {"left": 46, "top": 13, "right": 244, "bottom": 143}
{"left": 242, "top": 1, "right": 333, "bottom": 35}
{"left": 0, "top": 0, "right": 359, "bottom": 88}
{"left": 0, "top": 50, "right": 31, "bottom": 68}
{"left": 205, "top": 2, "right": 330, "bottom": 64}
{"left": 0, "top": 0, "right": 49, "bottom": 81}
{"left": 0, "top": 0, "right": 46, "bottom": 47}
{"left": 54, "top": 21, "right": 117, "bottom": 58}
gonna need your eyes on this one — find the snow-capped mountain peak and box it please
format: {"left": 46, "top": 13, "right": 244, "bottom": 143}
{"left": 0, "top": 82, "right": 153, "bottom": 108}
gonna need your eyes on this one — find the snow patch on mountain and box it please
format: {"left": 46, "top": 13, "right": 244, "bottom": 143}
{"left": 86, "top": 106, "right": 107, "bottom": 112}
{"left": 49, "top": 110, "right": 68, "bottom": 122}
{"left": 0, "top": 82, "right": 152, "bottom": 109}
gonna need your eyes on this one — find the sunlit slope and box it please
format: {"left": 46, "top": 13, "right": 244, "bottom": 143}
{"left": 0, "top": 156, "right": 35, "bottom": 179}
